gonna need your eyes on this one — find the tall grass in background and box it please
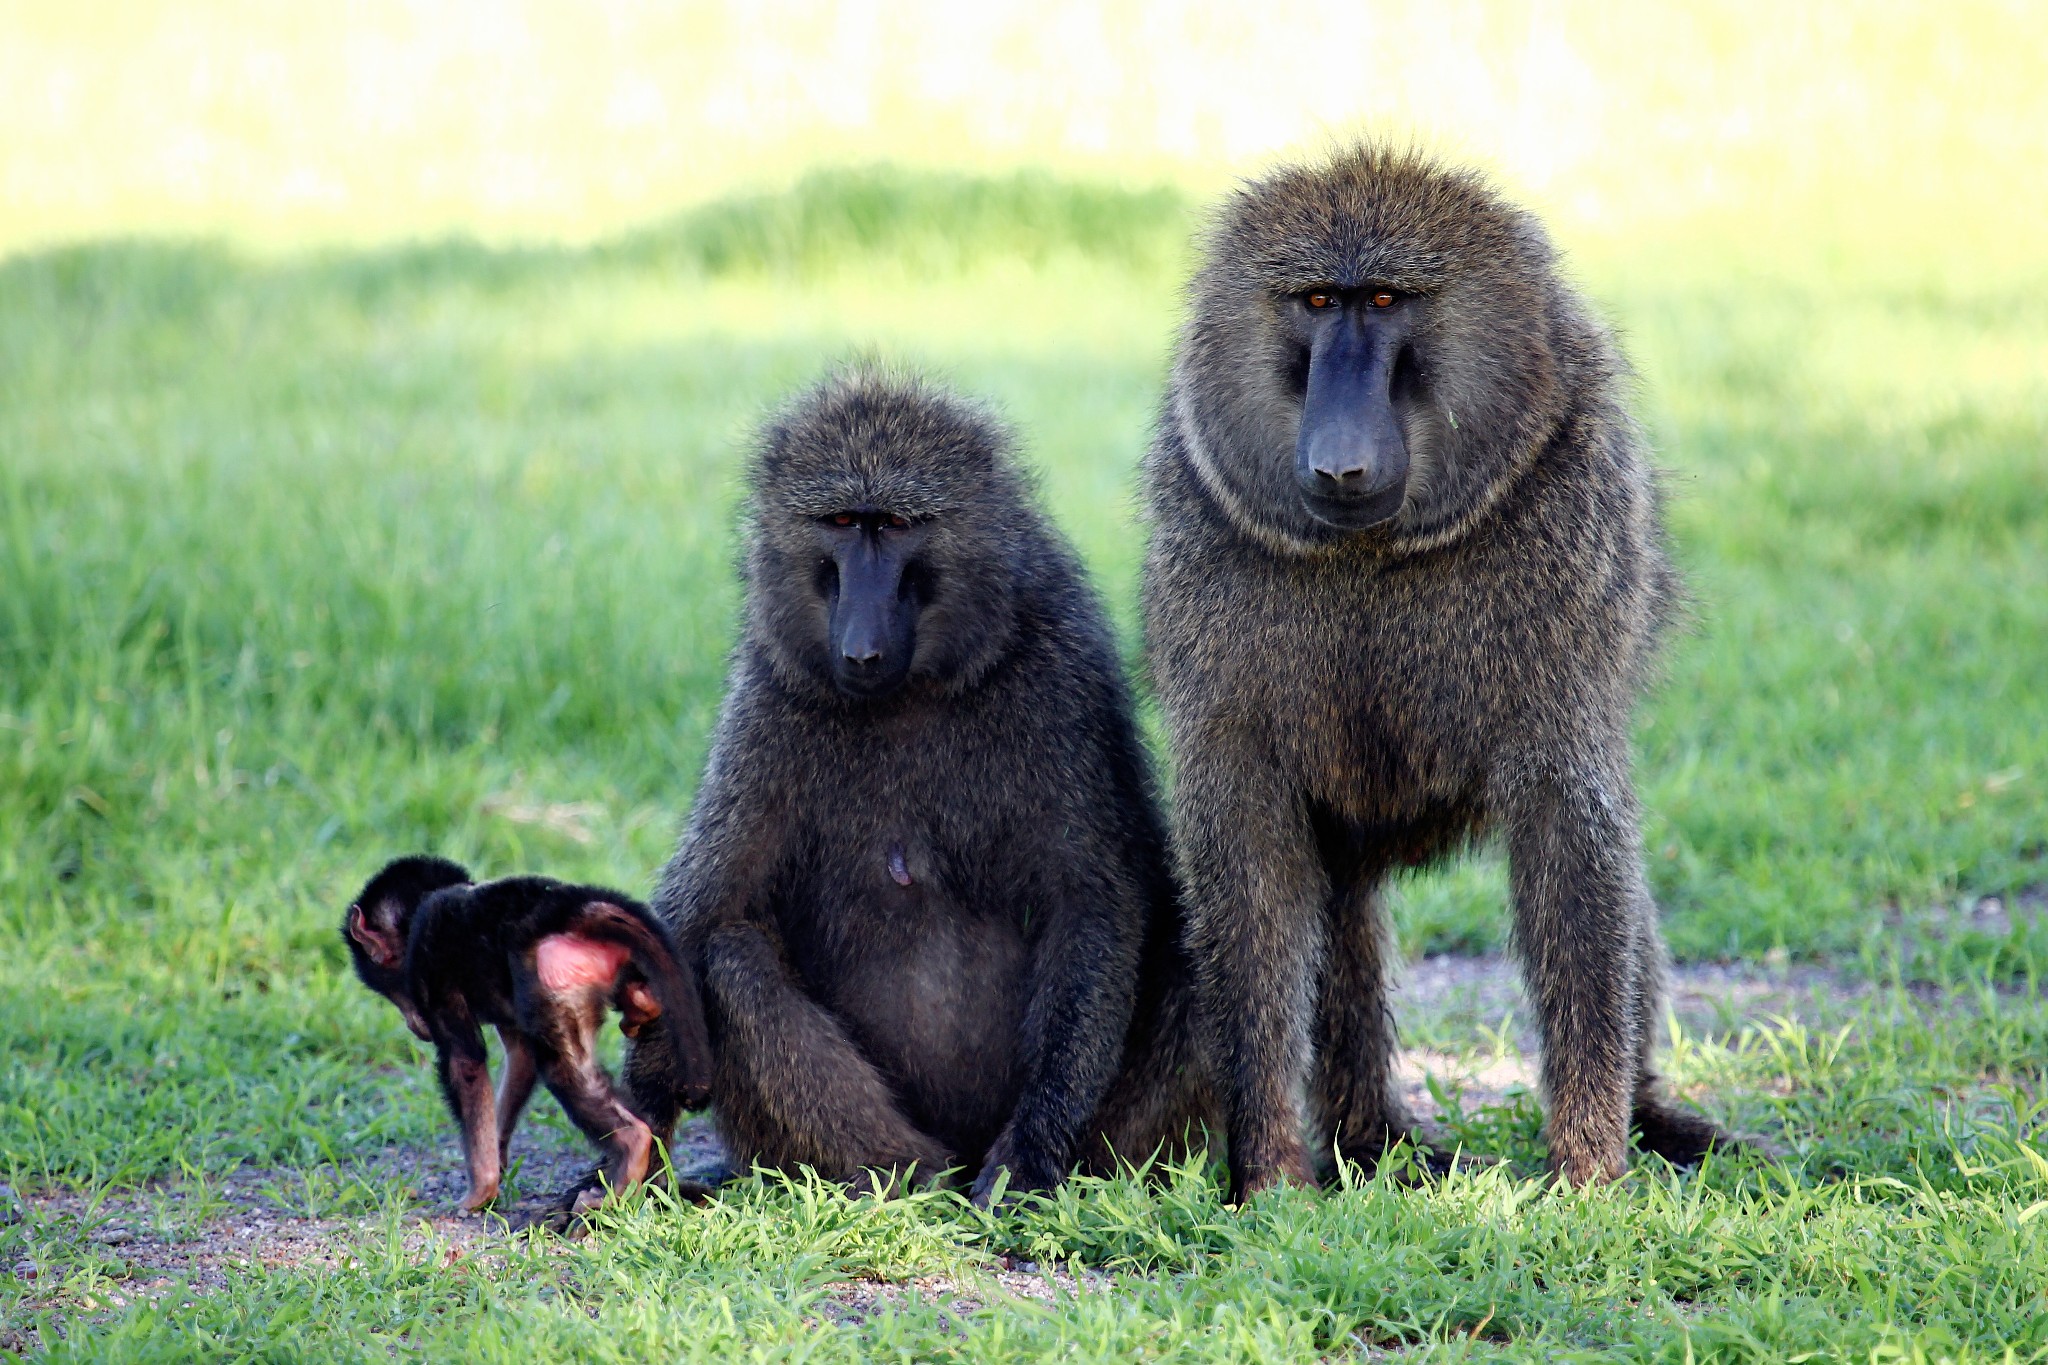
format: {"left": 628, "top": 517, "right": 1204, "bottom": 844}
{"left": 2, "top": 167, "right": 2043, "bottom": 983}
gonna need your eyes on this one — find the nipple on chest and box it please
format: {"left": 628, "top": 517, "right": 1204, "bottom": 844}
{"left": 887, "top": 841, "right": 914, "bottom": 887}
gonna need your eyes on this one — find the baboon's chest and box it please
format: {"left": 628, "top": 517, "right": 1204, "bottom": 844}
{"left": 781, "top": 824, "right": 966, "bottom": 956}
{"left": 781, "top": 825, "right": 1027, "bottom": 1066}
{"left": 1260, "top": 572, "right": 1504, "bottom": 815}
{"left": 1287, "top": 647, "right": 1486, "bottom": 785}
{"left": 775, "top": 825, "right": 1025, "bottom": 1149}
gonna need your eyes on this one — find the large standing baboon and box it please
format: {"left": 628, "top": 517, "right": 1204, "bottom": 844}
{"left": 627, "top": 370, "right": 1208, "bottom": 1203}
{"left": 1142, "top": 144, "right": 1738, "bottom": 1197}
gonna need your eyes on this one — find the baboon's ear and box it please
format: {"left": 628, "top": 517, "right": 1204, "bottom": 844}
{"left": 347, "top": 903, "right": 406, "bottom": 969}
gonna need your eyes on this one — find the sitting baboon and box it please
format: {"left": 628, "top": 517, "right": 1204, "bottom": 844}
{"left": 1142, "top": 143, "right": 1739, "bottom": 1197}
{"left": 626, "top": 370, "right": 1209, "bottom": 1203}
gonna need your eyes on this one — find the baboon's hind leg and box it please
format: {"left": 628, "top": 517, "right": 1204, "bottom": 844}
{"left": 1628, "top": 924, "right": 1746, "bottom": 1166}
{"left": 531, "top": 1007, "right": 658, "bottom": 1215}
{"left": 1081, "top": 932, "right": 1217, "bottom": 1177}
{"left": 1311, "top": 876, "right": 1433, "bottom": 1178}
{"left": 703, "top": 921, "right": 952, "bottom": 1187}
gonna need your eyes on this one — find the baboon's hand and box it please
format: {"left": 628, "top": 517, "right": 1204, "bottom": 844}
{"left": 1230, "top": 1144, "right": 1318, "bottom": 1205}
{"left": 969, "top": 1133, "right": 1061, "bottom": 1209}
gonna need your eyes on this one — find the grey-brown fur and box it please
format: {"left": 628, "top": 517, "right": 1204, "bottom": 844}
{"left": 628, "top": 370, "right": 1210, "bottom": 1202}
{"left": 1141, "top": 143, "right": 1736, "bottom": 1196}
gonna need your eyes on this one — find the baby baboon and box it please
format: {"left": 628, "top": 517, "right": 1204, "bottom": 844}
{"left": 625, "top": 370, "right": 1208, "bottom": 1204}
{"left": 1142, "top": 143, "right": 1737, "bottom": 1197}
{"left": 344, "top": 856, "right": 713, "bottom": 1220}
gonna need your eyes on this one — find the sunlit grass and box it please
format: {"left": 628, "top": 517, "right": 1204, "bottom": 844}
{"left": 19, "top": 1005, "right": 2048, "bottom": 1359}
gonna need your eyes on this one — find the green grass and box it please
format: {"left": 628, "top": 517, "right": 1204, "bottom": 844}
{"left": 3, "top": 169, "right": 2047, "bottom": 1359}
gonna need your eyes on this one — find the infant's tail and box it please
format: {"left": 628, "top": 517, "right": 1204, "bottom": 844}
{"left": 578, "top": 904, "right": 715, "bottom": 1122}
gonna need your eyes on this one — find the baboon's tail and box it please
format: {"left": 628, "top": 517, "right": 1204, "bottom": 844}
{"left": 576, "top": 903, "right": 715, "bottom": 1113}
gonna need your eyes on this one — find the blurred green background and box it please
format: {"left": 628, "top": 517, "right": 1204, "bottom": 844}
{"left": 6, "top": 0, "right": 2046, "bottom": 274}
{"left": 1, "top": 0, "right": 2044, "bottom": 1181}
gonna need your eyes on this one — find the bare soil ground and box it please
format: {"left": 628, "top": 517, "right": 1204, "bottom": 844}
{"left": 814, "top": 1261, "right": 1118, "bottom": 1327}
{"left": 1389, "top": 952, "right": 1864, "bottom": 1115}
{"left": 1393, "top": 886, "right": 2045, "bottom": 1115}
{"left": 5, "top": 1114, "right": 728, "bottom": 1303}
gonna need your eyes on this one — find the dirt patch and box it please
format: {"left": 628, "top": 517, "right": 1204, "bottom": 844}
{"left": 815, "top": 1260, "right": 1113, "bottom": 1329}
{"left": 5, "top": 1117, "right": 730, "bottom": 1301}
{"left": 1390, "top": 953, "right": 1874, "bottom": 1113}
{"left": 1892, "top": 885, "right": 2048, "bottom": 944}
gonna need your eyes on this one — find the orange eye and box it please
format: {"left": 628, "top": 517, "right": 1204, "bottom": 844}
{"left": 1370, "top": 291, "right": 1396, "bottom": 308}
{"left": 1305, "top": 291, "right": 1338, "bottom": 310}
{"left": 885, "top": 515, "right": 910, "bottom": 530}
{"left": 831, "top": 513, "right": 856, "bottom": 527}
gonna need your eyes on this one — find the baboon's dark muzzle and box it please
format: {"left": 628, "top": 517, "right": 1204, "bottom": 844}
{"left": 828, "top": 539, "right": 916, "bottom": 699}
{"left": 1295, "top": 315, "right": 1410, "bottom": 529}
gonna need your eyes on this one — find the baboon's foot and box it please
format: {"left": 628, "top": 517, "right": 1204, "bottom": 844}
{"left": 845, "top": 1157, "right": 952, "bottom": 1200}
{"left": 969, "top": 1152, "right": 1064, "bottom": 1210}
{"left": 1549, "top": 1153, "right": 1627, "bottom": 1187}
{"left": 612, "top": 1122, "right": 656, "bottom": 1191}
{"left": 1228, "top": 1135, "right": 1318, "bottom": 1204}
{"left": 1632, "top": 1095, "right": 1759, "bottom": 1167}
{"left": 1545, "top": 1128, "right": 1628, "bottom": 1187}
{"left": 637, "top": 1160, "right": 720, "bottom": 1207}
{"left": 679, "top": 1157, "right": 737, "bottom": 1187}
{"left": 505, "top": 1173, "right": 596, "bottom": 1236}
{"left": 459, "top": 1176, "right": 502, "bottom": 1213}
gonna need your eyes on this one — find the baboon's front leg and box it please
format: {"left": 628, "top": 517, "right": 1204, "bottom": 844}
{"left": 1080, "top": 915, "right": 1215, "bottom": 1177}
{"left": 1176, "top": 734, "right": 1329, "bottom": 1201}
{"left": 971, "top": 858, "right": 1145, "bottom": 1206}
{"left": 1500, "top": 758, "right": 1645, "bottom": 1185}
{"left": 433, "top": 1024, "right": 502, "bottom": 1210}
{"left": 701, "top": 920, "right": 951, "bottom": 1185}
